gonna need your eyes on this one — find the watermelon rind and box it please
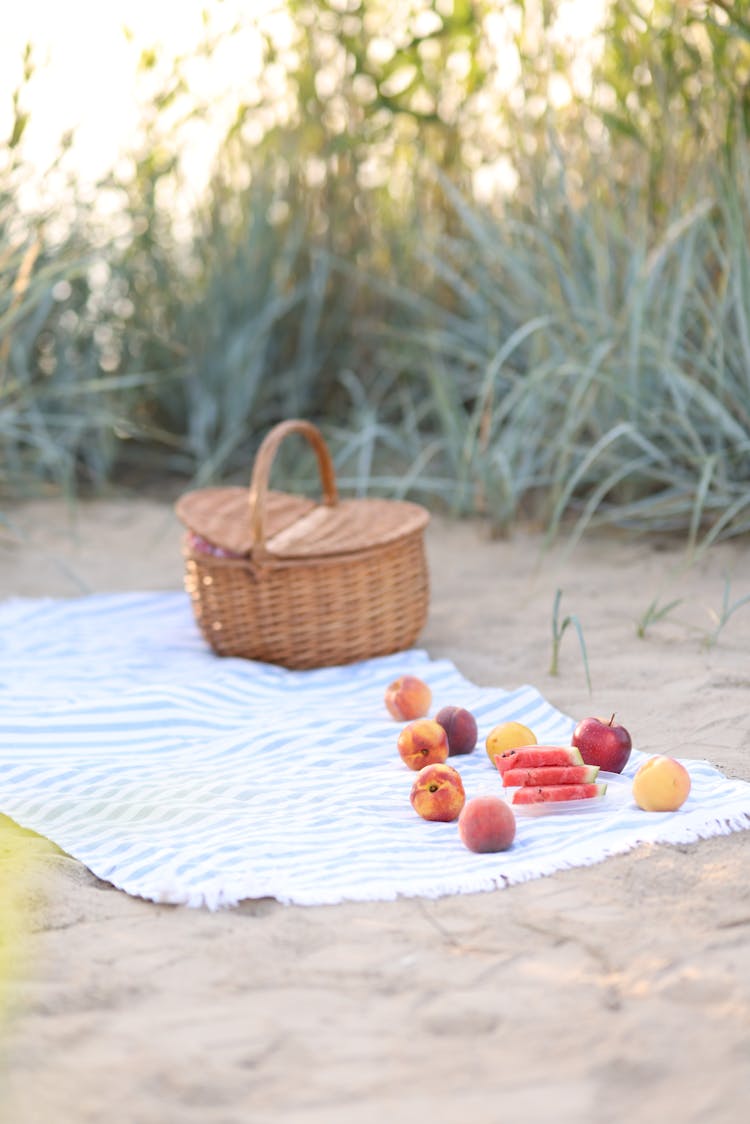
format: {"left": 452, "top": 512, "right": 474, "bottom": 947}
{"left": 512, "top": 782, "right": 607, "bottom": 805}
{"left": 494, "top": 745, "right": 584, "bottom": 774}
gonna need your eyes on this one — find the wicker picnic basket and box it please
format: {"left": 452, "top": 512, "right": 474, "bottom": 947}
{"left": 175, "top": 419, "right": 430, "bottom": 669}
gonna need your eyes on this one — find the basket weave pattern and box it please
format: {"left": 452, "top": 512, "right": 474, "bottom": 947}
{"left": 178, "top": 420, "right": 430, "bottom": 669}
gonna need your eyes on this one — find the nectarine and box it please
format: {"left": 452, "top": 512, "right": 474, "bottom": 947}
{"left": 435, "top": 705, "right": 478, "bottom": 755}
{"left": 397, "top": 719, "right": 449, "bottom": 771}
{"left": 458, "top": 796, "right": 516, "bottom": 853}
{"left": 410, "top": 764, "right": 465, "bottom": 822}
{"left": 385, "top": 675, "right": 432, "bottom": 721}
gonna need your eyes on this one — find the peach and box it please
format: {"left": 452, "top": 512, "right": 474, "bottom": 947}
{"left": 632, "top": 755, "right": 691, "bottom": 812}
{"left": 385, "top": 675, "right": 432, "bottom": 721}
{"left": 397, "top": 719, "right": 449, "bottom": 771}
{"left": 435, "top": 705, "right": 478, "bottom": 756}
{"left": 410, "top": 763, "right": 466, "bottom": 822}
{"left": 485, "top": 721, "right": 537, "bottom": 764}
{"left": 458, "top": 795, "right": 516, "bottom": 853}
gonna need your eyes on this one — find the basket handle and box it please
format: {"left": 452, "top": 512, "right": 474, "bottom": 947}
{"left": 248, "top": 419, "right": 338, "bottom": 550}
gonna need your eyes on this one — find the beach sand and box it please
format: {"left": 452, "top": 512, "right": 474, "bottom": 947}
{"left": 1, "top": 498, "right": 749, "bottom": 1123}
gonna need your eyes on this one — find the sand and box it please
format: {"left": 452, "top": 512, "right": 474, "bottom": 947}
{"left": 1, "top": 498, "right": 749, "bottom": 1124}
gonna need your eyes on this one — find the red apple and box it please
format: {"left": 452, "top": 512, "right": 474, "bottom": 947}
{"left": 571, "top": 714, "right": 632, "bottom": 774}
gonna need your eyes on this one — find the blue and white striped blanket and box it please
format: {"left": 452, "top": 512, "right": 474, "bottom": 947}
{"left": 2, "top": 592, "right": 749, "bottom": 909}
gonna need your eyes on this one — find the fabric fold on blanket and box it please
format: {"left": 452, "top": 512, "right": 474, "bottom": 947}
{"left": 2, "top": 592, "right": 749, "bottom": 909}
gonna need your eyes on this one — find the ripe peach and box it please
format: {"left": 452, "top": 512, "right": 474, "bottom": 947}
{"left": 632, "top": 755, "right": 691, "bottom": 812}
{"left": 385, "top": 675, "right": 432, "bottom": 721}
{"left": 435, "top": 705, "right": 478, "bottom": 756}
{"left": 397, "top": 719, "right": 449, "bottom": 771}
{"left": 410, "top": 763, "right": 466, "bottom": 822}
{"left": 485, "top": 721, "right": 537, "bottom": 764}
{"left": 458, "top": 796, "right": 516, "bottom": 853}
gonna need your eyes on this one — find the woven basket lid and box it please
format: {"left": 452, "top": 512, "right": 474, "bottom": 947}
{"left": 262, "top": 496, "right": 429, "bottom": 559}
{"left": 176, "top": 487, "right": 428, "bottom": 560}
{"left": 175, "top": 488, "right": 316, "bottom": 557}
{"left": 175, "top": 419, "right": 429, "bottom": 560}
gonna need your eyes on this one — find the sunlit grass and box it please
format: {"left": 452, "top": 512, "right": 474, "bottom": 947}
{"left": 4, "top": 143, "right": 750, "bottom": 552}
{"left": 0, "top": 173, "right": 162, "bottom": 495}
{"left": 366, "top": 161, "right": 750, "bottom": 549}
{"left": 2, "top": 6, "right": 749, "bottom": 550}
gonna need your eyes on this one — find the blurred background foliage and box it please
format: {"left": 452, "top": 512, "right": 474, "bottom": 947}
{"left": 2, "top": 0, "right": 750, "bottom": 549}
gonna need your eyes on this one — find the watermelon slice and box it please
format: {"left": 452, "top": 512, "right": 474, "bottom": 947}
{"left": 501, "top": 764, "right": 600, "bottom": 788}
{"left": 494, "top": 745, "right": 583, "bottom": 774}
{"left": 512, "top": 783, "right": 607, "bottom": 805}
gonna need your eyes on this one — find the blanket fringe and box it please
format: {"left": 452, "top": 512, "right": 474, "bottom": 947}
{"left": 120, "top": 809, "right": 750, "bottom": 911}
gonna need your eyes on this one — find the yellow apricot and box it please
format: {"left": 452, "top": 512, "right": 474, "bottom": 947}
{"left": 632, "top": 755, "right": 691, "bottom": 812}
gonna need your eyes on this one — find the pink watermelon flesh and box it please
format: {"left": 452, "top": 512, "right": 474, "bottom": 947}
{"left": 502, "top": 764, "right": 600, "bottom": 787}
{"left": 512, "top": 783, "right": 607, "bottom": 805}
{"left": 494, "top": 745, "right": 584, "bottom": 774}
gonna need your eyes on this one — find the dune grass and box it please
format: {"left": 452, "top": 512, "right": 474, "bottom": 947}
{"left": 3, "top": 158, "right": 750, "bottom": 554}
{"left": 2, "top": 77, "right": 750, "bottom": 551}
{"left": 549, "top": 590, "right": 592, "bottom": 694}
{"left": 362, "top": 161, "right": 750, "bottom": 551}
{"left": 0, "top": 178, "right": 163, "bottom": 496}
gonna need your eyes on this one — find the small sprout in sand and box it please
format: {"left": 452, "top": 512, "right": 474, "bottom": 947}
{"left": 549, "top": 589, "right": 592, "bottom": 694}
{"left": 704, "top": 574, "right": 750, "bottom": 650}
{"left": 636, "top": 595, "right": 683, "bottom": 639}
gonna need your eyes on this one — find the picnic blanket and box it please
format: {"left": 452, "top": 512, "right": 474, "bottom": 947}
{"left": 2, "top": 591, "right": 750, "bottom": 909}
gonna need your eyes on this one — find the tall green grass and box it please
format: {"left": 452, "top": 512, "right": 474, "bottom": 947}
{"left": 362, "top": 159, "right": 750, "bottom": 550}
{"left": 0, "top": 192, "right": 114, "bottom": 495}
{"left": 2, "top": 6, "right": 750, "bottom": 551}
{"left": 134, "top": 182, "right": 354, "bottom": 485}
{"left": 4, "top": 150, "right": 750, "bottom": 553}
{"left": 0, "top": 42, "right": 169, "bottom": 497}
